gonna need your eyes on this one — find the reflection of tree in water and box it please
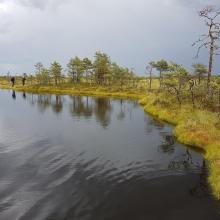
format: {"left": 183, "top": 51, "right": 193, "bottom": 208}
{"left": 190, "top": 159, "right": 210, "bottom": 198}
{"left": 24, "top": 94, "right": 63, "bottom": 114}
{"left": 22, "top": 92, "right": 26, "bottom": 99}
{"left": 144, "top": 117, "right": 165, "bottom": 133}
{"left": 158, "top": 133, "right": 175, "bottom": 154}
{"left": 131, "top": 100, "right": 139, "bottom": 109}
{"left": 27, "top": 94, "right": 36, "bottom": 106}
{"left": 94, "top": 98, "right": 112, "bottom": 128}
{"left": 168, "top": 149, "right": 198, "bottom": 170}
{"left": 84, "top": 97, "right": 93, "bottom": 118}
{"left": 69, "top": 96, "right": 112, "bottom": 127}
{"left": 24, "top": 94, "right": 114, "bottom": 127}
{"left": 117, "top": 100, "right": 125, "bottom": 121}
{"left": 52, "top": 95, "right": 63, "bottom": 114}
{"left": 37, "top": 95, "right": 52, "bottom": 113}
{"left": 169, "top": 149, "right": 210, "bottom": 198}
{"left": 69, "top": 96, "right": 92, "bottom": 119}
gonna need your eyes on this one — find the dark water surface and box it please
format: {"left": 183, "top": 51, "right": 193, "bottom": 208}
{"left": 0, "top": 90, "right": 219, "bottom": 220}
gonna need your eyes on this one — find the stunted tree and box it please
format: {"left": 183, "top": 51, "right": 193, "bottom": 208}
{"left": 118, "top": 67, "right": 129, "bottom": 89}
{"left": 34, "top": 62, "right": 43, "bottom": 75}
{"left": 110, "top": 63, "right": 134, "bottom": 88}
{"left": 94, "top": 52, "right": 111, "bottom": 85}
{"left": 110, "top": 62, "right": 122, "bottom": 85}
{"left": 36, "top": 68, "right": 50, "bottom": 84}
{"left": 50, "top": 61, "right": 62, "bottom": 85}
{"left": 193, "top": 6, "right": 220, "bottom": 86}
{"left": 67, "top": 58, "right": 76, "bottom": 82}
{"left": 146, "top": 61, "right": 155, "bottom": 91}
{"left": 82, "top": 58, "right": 93, "bottom": 83}
{"left": 192, "top": 63, "right": 207, "bottom": 84}
{"left": 163, "top": 62, "right": 188, "bottom": 105}
{"left": 67, "top": 57, "right": 84, "bottom": 83}
{"left": 152, "top": 60, "right": 169, "bottom": 88}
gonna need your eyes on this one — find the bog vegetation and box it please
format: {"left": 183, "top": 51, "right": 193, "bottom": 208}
{"left": 1, "top": 5, "right": 220, "bottom": 199}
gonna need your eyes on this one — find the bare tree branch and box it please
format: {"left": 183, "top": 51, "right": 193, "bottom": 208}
{"left": 193, "top": 5, "right": 220, "bottom": 86}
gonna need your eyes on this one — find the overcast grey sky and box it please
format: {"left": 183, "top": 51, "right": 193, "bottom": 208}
{"left": 0, "top": 0, "right": 219, "bottom": 75}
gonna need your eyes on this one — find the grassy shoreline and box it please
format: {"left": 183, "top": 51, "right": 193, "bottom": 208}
{"left": 1, "top": 83, "right": 220, "bottom": 200}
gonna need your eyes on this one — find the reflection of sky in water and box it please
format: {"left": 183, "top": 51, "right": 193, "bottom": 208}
{"left": 0, "top": 90, "right": 216, "bottom": 220}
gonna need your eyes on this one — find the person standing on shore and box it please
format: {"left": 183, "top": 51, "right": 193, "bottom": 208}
{"left": 10, "top": 76, "right": 15, "bottom": 87}
{"left": 22, "top": 75, "right": 26, "bottom": 86}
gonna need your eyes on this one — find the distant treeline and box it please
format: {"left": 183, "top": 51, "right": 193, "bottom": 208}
{"left": 30, "top": 52, "right": 137, "bottom": 87}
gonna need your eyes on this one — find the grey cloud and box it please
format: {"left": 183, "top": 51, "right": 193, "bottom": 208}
{"left": 16, "top": 0, "right": 48, "bottom": 10}
{"left": 174, "top": 0, "right": 220, "bottom": 8}
{"left": 0, "top": 0, "right": 70, "bottom": 10}
{"left": 0, "top": 21, "right": 12, "bottom": 34}
{"left": 17, "top": 0, "right": 71, "bottom": 10}
{"left": 0, "top": 0, "right": 45, "bottom": 8}
{"left": 0, "top": 0, "right": 219, "bottom": 75}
